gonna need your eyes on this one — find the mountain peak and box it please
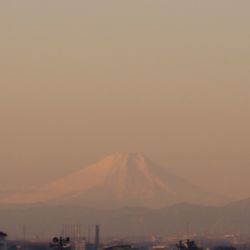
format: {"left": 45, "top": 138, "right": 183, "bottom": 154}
{"left": 96, "top": 152, "right": 151, "bottom": 173}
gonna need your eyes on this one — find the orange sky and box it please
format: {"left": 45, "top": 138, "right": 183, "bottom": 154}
{"left": 0, "top": 1, "right": 249, "bottom": 200}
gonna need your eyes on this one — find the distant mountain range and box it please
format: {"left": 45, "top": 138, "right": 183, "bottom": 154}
{"left": 0, "top": 153, "right": 228, "bottom": 208}
{"left": 1, "top": 198, "right": 250, "bottom": 238}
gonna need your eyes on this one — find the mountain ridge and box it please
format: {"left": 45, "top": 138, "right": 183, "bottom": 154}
{"left": 1, "top": 198, "right": 250, "bottom": 238}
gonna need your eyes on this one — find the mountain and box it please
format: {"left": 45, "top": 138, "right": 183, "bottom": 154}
{"left": 1, "top": 199, "right": 250, "bottom": 238}
{"left": 0, "top": 152, "right": 227, "bottom": 208}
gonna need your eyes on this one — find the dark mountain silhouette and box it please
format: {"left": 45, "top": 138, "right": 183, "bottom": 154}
{"left": 1, "top": 198, "right": 250, "bottom": 238}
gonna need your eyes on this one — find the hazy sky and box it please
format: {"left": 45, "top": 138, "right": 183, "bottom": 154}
{"left": 0, "top": 1, "right": 249, "bottom": 199}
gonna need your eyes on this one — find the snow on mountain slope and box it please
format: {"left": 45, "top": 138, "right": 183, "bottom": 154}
{"left": 0, "top": 153, "right": 227, "bottom": 208}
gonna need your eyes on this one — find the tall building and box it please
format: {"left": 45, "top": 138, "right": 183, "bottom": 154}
{"left": 95, "top": 225, "right": 100, "bottom": 249}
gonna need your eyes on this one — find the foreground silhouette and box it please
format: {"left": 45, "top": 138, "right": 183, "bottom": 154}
{"left": 176, "top": 240, "right": 202, "bottom": 250}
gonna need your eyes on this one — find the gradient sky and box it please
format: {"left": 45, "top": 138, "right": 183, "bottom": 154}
{"left": 0, "top": 1, "right": 249, "bottom": 200}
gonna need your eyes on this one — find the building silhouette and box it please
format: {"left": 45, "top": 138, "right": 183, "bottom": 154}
{"left": 0, "top": 232, "right": 7, "bottom": 250}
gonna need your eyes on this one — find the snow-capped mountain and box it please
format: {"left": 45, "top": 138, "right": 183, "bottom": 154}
{"left": 0, "top": 153, "right": 227, "bottom": 208}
